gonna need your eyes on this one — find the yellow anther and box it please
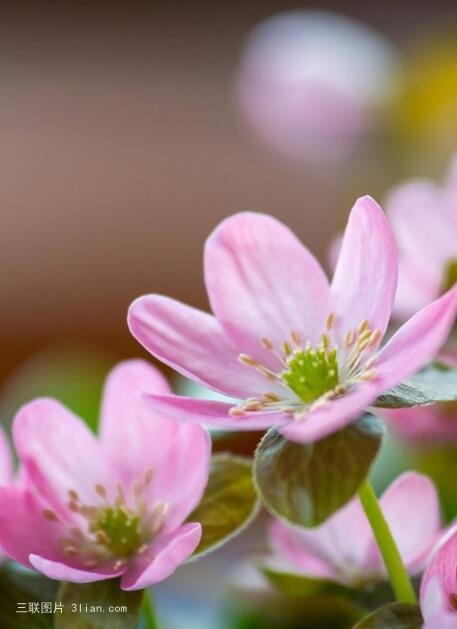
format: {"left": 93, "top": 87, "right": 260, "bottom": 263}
{"left": 325, "top": 313, "right": 335, "bottom": 330}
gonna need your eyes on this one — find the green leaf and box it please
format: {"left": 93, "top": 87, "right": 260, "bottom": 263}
{"left": 0, "top": 565, "right": 58, "bottom": 628}
{"left": 261, "top": 566, "right": 355, "bottom": 599}
{"left": 187, "top": 453, "right": 259, "bottom": 558}
{"left": 375, "top": 361, "right": 457, "bottom": 408}
{"left": 253, "top": 414, "right": 384, "bottom": 527}
{"left": 353, "top": 603, "right": 423, "bottom": 628}
{"left": 55, "top": 579, "right": 142, "bottom": 629}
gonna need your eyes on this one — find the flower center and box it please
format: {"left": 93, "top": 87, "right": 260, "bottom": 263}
{"left": 42, "top": 468, "right": 169, "bottom": 570}
{"left": 90, "top": 505, "right": 141, "bottom": 558}
{"left": 232, "top": 313, "right": 379, "bottom": 417}
{"left": 449, "top": 592, "right": 457, "bottom": 611}
{"left": 281, "top": 344, "right": 339, "bottom": 403}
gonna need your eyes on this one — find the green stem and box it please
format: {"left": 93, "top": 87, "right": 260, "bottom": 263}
{"left": 358, "top": 479, "right": 417, "bottom": 604}
{"left": 141, "top": 590, "right": 159, "bottom": 629}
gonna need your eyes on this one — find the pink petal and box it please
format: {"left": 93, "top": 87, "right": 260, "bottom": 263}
{"left": 385, "top": 406, "right": 457, "bottom": 444}
{"left": 121, "top": 523, "right": 202, "bottom": 590}
{"left": 0, "top": 426, "right": 13, "bottom": 485}
{"left": 13, "top": 398, "right": 109, "bottom": 515}
{"left": 420, "top": 528, "right": 457, "bottom": 617}
{"left": 374, "top": 285, "right": 457, "bottom": 390}
{"left": 387, "top": 181, "right": 456, "bottom": 289}
{"left": 144, "top": 393, "right": 292, "bottom": 430}
{"left": 270, "top": 497, "right": 375, "bottom": 582}
{"left": 128, "top": 294, "right": 285, "bottom": 399}
{"left": 0, "top": 486, "right": 68, "bottom": 568}
{"left": 370, "top": 473, "right": 441, "bottom": 575}
{"left": 29, "top": 555, "right": 124, "bottom": 583}
{"left": 100, "top": 361, "right": 211, "bottom": 530}
{"left": 280, "top": 383, "right": 381, "bottom": 443}
{"left": 204, "top": 212, "right": 330, "bottom": 363}
{"left": 269, "top": 519, "right": 339, "bottom": 581}
{"left": 330, "top": 196, "right": 397, "bottom": 349}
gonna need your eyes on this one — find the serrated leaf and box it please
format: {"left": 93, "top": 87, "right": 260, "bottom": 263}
{"left": 187, "top": 454, "right": 259, "bottom": 558}
{"left": 254, "top": 414, "right": 384, "bottom": 527}
{"left": 353, "top": 603, "right": 423, "bottom": 628}
{"left": 55, "top": 579, "right": 142, "bottom": 629}
{"left": 375, "top": 362, "right": 457, "bottom": 408}
{"left": 0, "top": 565, "right": 58, "bottom": 628}
{"left": 261, "top": 566, "right": 355, "bottom": 599}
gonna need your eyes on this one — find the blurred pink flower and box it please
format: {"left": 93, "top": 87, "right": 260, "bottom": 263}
{"left": 420, "top": 526, "right": 457, "bottom": 627}
{"left": 383, "top": 354, "right": 457, "bottom": 445}
{"left": 0, "top": 426, "right": 13, "bottom": 563}
{"left": 0, "top": 360, "right": 210, "bottom": 590}
{"left": 235, "top": 10, "right": 398, "bottom": 162}
{"left": 268, "top": 472, "right": 440, "bottom": 586}
{"left": 0, "top": 426, "right": 12, "bottom": 488}
{"left": 386, "top": 155, "right": 457, "bottom": 321}
{"left": 128, "top": 197, "right": 457, "bottom": 444}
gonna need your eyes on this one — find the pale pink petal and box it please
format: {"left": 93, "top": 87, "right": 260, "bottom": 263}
{"left": 330, "top": 196, "right": 397, "bottom": 349}
{"left": 29, "top": 555, "right": 124, "bottom": 583}
{"left": 385, "top": 406, "right": 457, "bottom": 444}
{"left": 204, "top": 212, "right": 330, "bottom": 364}
{"left": 280, "top": 383, "right": 381, "bottom": 443}
{"left": 387, "top": 181, "right": 456, "bottom": 287}
{"left": 144, "top": 393, "right": 292, "bottom": 430}
{"left": 12, "top": 398, "right": 109, "bottom": 515}
{"left": 128, "top": 294, "right": 284, "bottom": 398}
{"left": 121, "top": 523, "right": 202, "bottom": 590}
{"left": 269, "top": 519, "right": 339, "bottom": 580}
{"left": 374, "top": 285, "right": 457, "bottom": 390}
{"left": 0, "top": 426, "right": 13, "bottom": 485}
{"left": 421, "top": 528, "right": 457, "bottom": 606}
{"left": 420, "top": 530, "right": 457, "bottom": 624}
{"left": 0, "top": 486, "right": 68, "bottom": 568}
{"left": 100, "top": 361, "right": 211, "bottom": 530}
{"left": 270, "top": 498, "right": 375, "bottom": 583}
{"left": 368, "top": 473, "right": 441, "bottom": 575}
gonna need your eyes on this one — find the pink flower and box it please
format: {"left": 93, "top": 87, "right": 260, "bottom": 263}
{"left": 235, "top": 10, "right": 398, "bottom": 162}
{"left": 420, "top": 526, "right": 457, "bottom": 627}
{"left": 384, "top": 350, "right": 457, "bottom": 444}
{"left": 0, "top": 426, "right": 13, "bottom": 487}
{"left": 268, "top": 473, "right": 441, "bottom": 587}
{"left": 0, "top": 426, "right": 13, "bottom": 563}
{"left": 128, "top": 197, "right": 457, "bottom": 444}
{"left": 386, "top": 155, "right": 457, "bottom": 321}
{"left": 0, "top": 360, "right": 210, "bottom": 590}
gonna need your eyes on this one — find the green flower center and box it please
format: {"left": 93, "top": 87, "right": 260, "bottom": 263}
{"left": 42, "top": 468, "right": 170, "bottom": 571}
{"left": 282, "top": 345, "right": 339, "bottom": 403}
{"left": 90, "top": 506, "right": 141, "bottom": 559}
{"left": 233, "top": 314, "right": 381, "bottom": 418}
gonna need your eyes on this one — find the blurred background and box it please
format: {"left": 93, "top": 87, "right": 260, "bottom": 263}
{"left": 2, "top": 2, "right": 457, "bottom": 627}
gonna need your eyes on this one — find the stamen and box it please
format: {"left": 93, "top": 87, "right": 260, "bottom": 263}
{"left": 291, "top": 330, "right": 301, "bottom": 344}
{"left": 325, "top": 313, "right": 335, "bottom": 330}
{"left": 358, "top": 319, "right": 369, "bottom": 334}
{"left": 345, "top": 330, "right": 355, "bottom": 347}
{"left": 144, "top": 469, "right": 153, "bottom": 486}
{"left": 282, "top": 341, "right": 292, "bottom": 356}
{"left": 239, "top": 354, "right": 257, "bottom": 366}
{"left": 261, "top": 337, "right": 273, "bottom": 350}
{"left": 43, "top": 509, "right": 60, "bottom": 522}
{"left": 95, "top": 484, "right": 107, "bottom": 500}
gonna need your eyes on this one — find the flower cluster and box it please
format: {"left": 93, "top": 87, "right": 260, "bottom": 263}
{"left": 0, "top": 182, "right": 456, "bottom": 628}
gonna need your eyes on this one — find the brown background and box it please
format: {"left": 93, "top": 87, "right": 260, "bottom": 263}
{"left": 1, "top": 1, "right": 457, "bottom": 378}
